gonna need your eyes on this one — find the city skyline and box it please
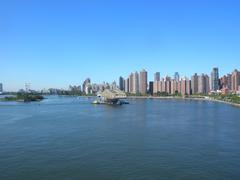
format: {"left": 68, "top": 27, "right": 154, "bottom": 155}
{"left": 1, "top": 67, "right": 240, "bottom": 93}
{"left": 1, "top": 0, "right": 240, "bottom": 91}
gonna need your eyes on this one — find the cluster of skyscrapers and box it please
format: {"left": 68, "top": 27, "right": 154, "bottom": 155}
{"left": 81, "top": 78, "right": 117, "bottom": 95}
{"left": 119, "top": 69, "right": 148, "bottom": 95}
{"left": 119, "top": 68, "right": 240, "bottom": 96}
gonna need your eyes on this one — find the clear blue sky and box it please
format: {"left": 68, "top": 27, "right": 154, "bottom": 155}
{"left": 1, "top": 0, "right": 240, "bottom": 91}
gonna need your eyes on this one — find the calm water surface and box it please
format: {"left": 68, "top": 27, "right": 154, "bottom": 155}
{"left": 0, "top": 96, "right": 240, "bottom": 180}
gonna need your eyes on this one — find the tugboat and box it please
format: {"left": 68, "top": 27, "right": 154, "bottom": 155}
{"left": 92, "top": 89, "right": 129, "bottom": 105}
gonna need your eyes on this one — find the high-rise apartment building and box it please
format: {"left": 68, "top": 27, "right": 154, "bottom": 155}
{"left": 198, "top": 74, "right": 210, "bottom": 94}
{"left": 133, "top": 71, "right": 139, "bottom": 94}
{"left": 206, "top": 75, "right": 210, "bottom": 93}
{"left": 166, "top": 80, "right": 171, "bottom": 94}
{"left": 231, "top": 69, "right": 240, "bottom": 92}
{"left": 149, "top": 81, "right": 153, "bottom": 95}
{"left": 227, "top": 74, "right": 232, "bottom": 90}
{"left": 153, "top": 81, "right": 160, "bottom": 94}
{"left": 211, "top": 67, "right": 219, "bottom": 91}
{"left": 154, "top": 72, "right": 160, "bottom": 82}
{"left": 171, "top": 80, "right": 178, "bottom": 95}
{"left": 124, "top": 78, "right": 129, "bottom": 93}
{"left": 191, "top": 73, "right": 199, "bottom": 94}
{"left": 186, "top": 79, "right": 191, "bottom": 95}
{"left": 180, "top": 78, "right": 191, "bottom": 95}
{"left": 119, "top": 76, "right": 125, "bottom": 91}
{"left": 129, "top": 73, "right": 134, "bottom": 93}
{"left": 139, "top": 69, "right": 148, "bottom": 95}
{"left": 220, "top": 75, "right": 227, "bottom": 89}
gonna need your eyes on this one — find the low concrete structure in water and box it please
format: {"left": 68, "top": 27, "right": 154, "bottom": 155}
{"left": 93, "top": 89, "right": 128, "bottom": 105}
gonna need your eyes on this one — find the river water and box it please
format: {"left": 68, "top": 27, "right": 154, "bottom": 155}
{"left": 0, "top": 96, "right": 240, "bottom": 180}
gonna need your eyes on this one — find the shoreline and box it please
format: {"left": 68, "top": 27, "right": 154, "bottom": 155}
{"left": 126, "top": 96, "right": 240, "bottom": 108}
{"left": 1, "top": 95, "right": 239, "bottom": 108}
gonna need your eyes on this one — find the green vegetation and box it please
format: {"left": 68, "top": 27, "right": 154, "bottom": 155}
{"left": 126, "top": 92, "right": 145, "bottom": 96}
{"left": 210, "top": 94, "right": 240, "bottom": 104}
{"left": 154, "top": 92, "right": 170, "bottom": 96}
{"left": 3, "top": 93, "right": 44, "bottom": 102}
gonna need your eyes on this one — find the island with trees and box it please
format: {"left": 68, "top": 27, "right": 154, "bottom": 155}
{"left": 1, "top": 93, "right": 44, "bottom": 102}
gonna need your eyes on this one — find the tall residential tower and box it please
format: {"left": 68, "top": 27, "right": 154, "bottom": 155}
{"left": 154, "top": 72, "right": 160, "bottom": 82}
{"left": 210, "top": 67, "right": 219, "bottom": 91}
{"left": 139, "top": 69, "right": 148, "bottom": 95}
{"left": 231, "top": 69, "right": 240, "bottom": 92}
{"left": 119, "top": 76, "right": 125, "bottom": 91}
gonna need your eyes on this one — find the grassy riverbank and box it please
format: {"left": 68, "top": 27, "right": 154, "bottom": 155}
{"left": 126, "top": 94, "right": 240, "bottom": 107}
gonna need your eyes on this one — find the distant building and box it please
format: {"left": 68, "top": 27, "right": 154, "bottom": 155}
{"left": 186, "top": 79, "right": 191, "bottom": 95}
{"left": 154, "top": 72, "right": 160, "bottom": 81}
{"left": 180, "top": 77, "right": 191, "bottom": 95}
{"left": 161, "top": 79, "right": 166, "bottom": 93}
{"left": 210, "top": 67, "right": 219, "bottom": 91}
{"left": 69, "top": 85, "right": 81, "bottom": 92}
{"left": 133, "top": 71, "right": 139, "bottom": 94}
{"left": 0, "top": 83, "right": 2, "bottom": 94}
{"left": 174, "top": 72, "right": 180, "bottom": 82}
{"left": 82, "top": 78, "right": 91, "bottom": 94}
{"left": 231, "top": 69, "right": 240, "bottom": 92}
{"left": 153, "top": 81, "right": 160, "bottom": 94}
{"left": 91, "top": 84, "right": 100, "bottom": 93}
{"left": 166, "top": 80, "right": 171, "bottom": 94}
{"left": 191, "top": 73, "right": 199, "bottom": 94}
{"left": 119, "top": 76, "right": 125, "bottom": 91}
{"left": 198, "top": 74, "right": 210, "bottom": 94}
{"left": 25, "top": 83, "right": 31, "bottom": 93}
{"left": 41, "top": 89, "right": 50, "bottom": 94}
{"left": 221, "top": 87, "right": 229, "bottom": 95}
{"left": 220, "top": 74, "right": 232, "bottom": 91}
{"left": 220, "top": 75, "right": 227, "bottom": 89}
{"left": 49, "top": 88, "right": 59, "bottom": 95}
{"left": 139, "top": 69, "right": 148, "bottom": 95}
{"left": 177, "top": 81, "right": 181, "bottom": 94}
{"left": 171, "top": 80, "right": 178, "bottom": 94}
{"left": 165, "top": 76, "right": 171, "bottom": 82}
{"left": 129, "top": 73, "right": 134, "bottom": 93}
{"left": 85, "top": 83, "right": 92, "bottom": 95}
{"left": 124, "top": 78, "right": 129, "bottom": 93}
{"left": 149, "top": 81, "right": 153, "bottom": 95}
{"left": 227, "top": 74, "right": 232, "bottom": 90}
{"left": 108, "top": 81, "right": 117, "bottom": 90}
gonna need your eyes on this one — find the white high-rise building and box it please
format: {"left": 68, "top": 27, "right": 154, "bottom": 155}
{"left": 133, "top": 71, "right": 139, "bottom": 94}
{"left": 124, "top": 78, "right": 129, "bottom": 93}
